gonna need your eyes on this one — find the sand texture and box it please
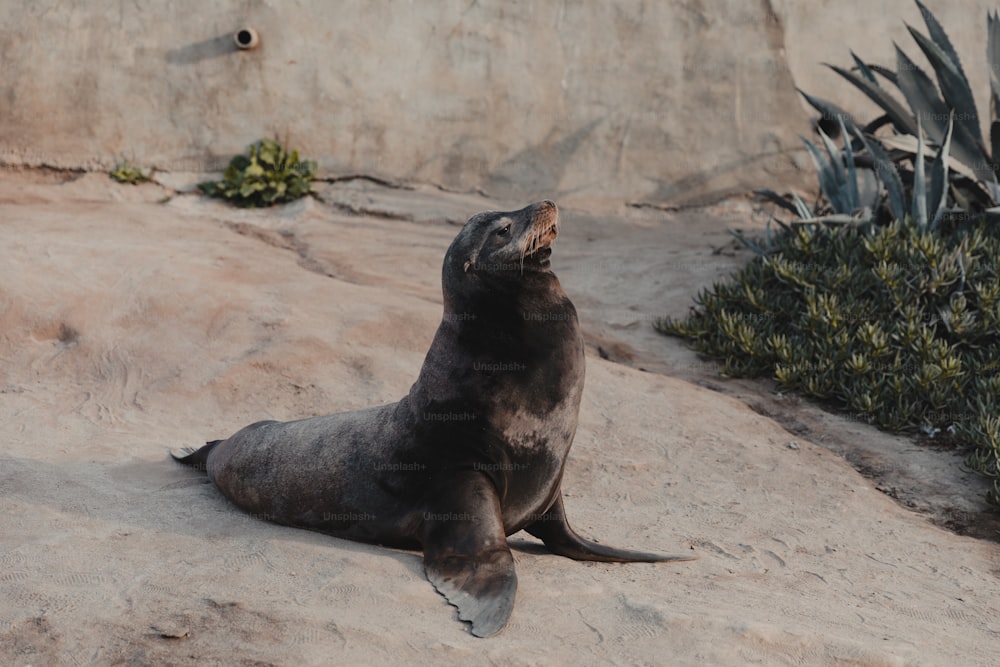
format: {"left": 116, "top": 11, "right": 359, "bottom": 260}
{"left": 2, "top": 173, "right": 998, "bottom": 666}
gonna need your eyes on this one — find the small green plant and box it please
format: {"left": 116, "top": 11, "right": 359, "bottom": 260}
{"left": 109, "top": 161, "right": 149, "bottom": 185}
{"left": 199, "top": 138, "right": 317, "bottom": 208}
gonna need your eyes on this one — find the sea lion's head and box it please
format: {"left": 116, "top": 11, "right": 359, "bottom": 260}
{"left": 443, "top": 201, "right": 559, "bottom": 296}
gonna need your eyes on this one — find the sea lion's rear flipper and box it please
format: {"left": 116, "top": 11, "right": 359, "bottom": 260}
{"left": 422, "top": 473, "right": 517, "bottom": 638}
{"left": 169, "top": 440, "right": 223, "bottom": 471}
{"left": 525, "top": 493, "right": 697, "bottom": 563}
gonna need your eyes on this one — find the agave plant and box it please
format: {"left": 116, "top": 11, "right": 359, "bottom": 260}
{"left": 795, "top": 0, "right": 1000, "bottom": 217}
{"left": 756, "top": 117, "right": 875, "bottom": 226}
{"left": 745, "top": 112, "right": 954, "bottom": 258}
{"left": 200, "top": 138, "right": 317, "bottom": 208}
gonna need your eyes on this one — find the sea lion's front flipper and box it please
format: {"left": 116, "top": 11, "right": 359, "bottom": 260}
{"left": 422, "top": 473, "right": 517, "bottom": 638}
{"left": 525, "top": 493, "right": 697, "bottom": 563}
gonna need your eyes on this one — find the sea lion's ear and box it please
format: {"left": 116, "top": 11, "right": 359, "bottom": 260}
{"left": 464, "top": 259, "right": 473, "bottom": 273}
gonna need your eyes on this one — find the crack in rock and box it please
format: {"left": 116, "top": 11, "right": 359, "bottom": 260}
{"left": 223, "top": 221, "right": 346, "bottom": 282}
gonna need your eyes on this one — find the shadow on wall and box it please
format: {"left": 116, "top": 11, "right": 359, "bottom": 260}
{"left": 485, "top": 119, "right": 602, "bottom": 197}
{"left": 166, "top": 34, "right": 241, "bottom": 65}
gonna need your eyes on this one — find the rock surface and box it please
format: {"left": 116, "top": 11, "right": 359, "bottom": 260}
{"left": 6, "top": 1, "right": 996, "bottom": 205}
{"left": 1, "top": 172, "right": 998, "bottom": 665}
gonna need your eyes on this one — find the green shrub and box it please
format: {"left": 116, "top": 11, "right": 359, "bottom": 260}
{"left": 199, "top": 138, "right": 317, "bottom": 208}
{"left": 659, "top": 1, "right": 1000, "bottom": 505}
{"left": 657, "top": 218, "right": 1000, "bottom": 502}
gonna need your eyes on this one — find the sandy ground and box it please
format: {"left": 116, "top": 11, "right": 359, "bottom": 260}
{"left": 2, "top": 171, "right": 999, "bottom": 666}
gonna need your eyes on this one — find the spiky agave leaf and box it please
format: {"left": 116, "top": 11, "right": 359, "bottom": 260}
{"left": 803, "top": 134, "right": 848, "bottom": 214}
{"left": 877, "top": 134, "right": 977, "bottom": 181}
{"left": 728, "top": 229, "right": 770, "bottom": 255}
{"left": 894, "top": 46, "right": 949, "bottom": 145}
{"left": 991, "top": 121, "right": 1000, "bottom": 183}
{"left": 915, "top": 0, "right": 970, "bottom": 85}
{"left": 855, "top": 127, "right": 907, "bottom": 222}
{"left": 754, "top": 188, "right": 805, "bottom": 216}
{"left": 851, "top": 50, "right": 879, "bottom": 86}
{"left": 894, "top": 44, "right": 990, "bottom": 186}
{"left": 989, "top": 10, "right": 1000, "bottom": 119}
{"left": 839, "top": 116, "right": 861, "bottom": 211}
{"left": 985, "top": 171, "right": 1000, "bottom": 206}
{"left": 766, "top": 215, "right": 790, "bottom": 249}
{"left": 798, "top": 89, "right": 897, "bottom": 140}
{"left": 797, "top": 89, "right": 855, "bottom": 126}
{"left": 912, "top": 117, "right": 928, "bottom": 229}
{"left": 867, "top": 63, "right": 899, "bottom": 87}
{"left": 929, "top": 114, "right": 954, "bottom": 230}
{"left": 791, "top": 193, "right": 815, "bottom": 220}
{"left": 791, "top": 213, "right": 869, "bottom": 226}
{"left": 819, "top": 127, "right": 854, "bottom": 210}
{"left": 826, "top": 63, "right": 918, "bottom": 137}
{"left": 796, "top": 88, "right": 863, "bottom": 146}
{"left": 906, "top": 25, "right": 984, "bottom": 149}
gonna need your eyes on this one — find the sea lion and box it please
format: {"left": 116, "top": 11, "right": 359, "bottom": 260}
{"left": 172, "top": 200, "right": 695, "bottom": 637}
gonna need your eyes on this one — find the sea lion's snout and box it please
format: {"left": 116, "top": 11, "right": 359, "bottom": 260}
{"left": 520, "top": 201, "right": 559, "bottom": 265}
{"left": 536, "top": 199, "right": 557, "bottom": 213}
{"left": 530, "top": 200, "right": 558, "bottom": 235}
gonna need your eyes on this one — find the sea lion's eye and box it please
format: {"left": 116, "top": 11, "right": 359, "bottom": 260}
{"left": 496, "top": 225, "right": 511, "bottom": 236}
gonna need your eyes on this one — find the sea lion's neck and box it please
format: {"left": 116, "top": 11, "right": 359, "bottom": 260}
{"left": 449, "top": 283, "right": 577, "bottom": 349}
{"left": 408, "top": 280, "right": 582, "bottom": 412}
{"left": 446, "top": 271, "right": 568, "bottom": 319}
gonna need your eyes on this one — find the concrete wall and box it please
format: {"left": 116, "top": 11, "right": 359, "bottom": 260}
{"left": 1, "top": 1, "right": 996, "bottom": 204}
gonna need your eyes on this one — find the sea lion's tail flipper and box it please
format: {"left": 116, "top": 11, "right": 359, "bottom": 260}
{"left": 525, "top": 493, "right": 698, "bottom": 563}
{"left": 169, "top": 440, "right": 223, "bottom": 471}
{"left": 422, "top": 474, "right": 517, "bottom": 638}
